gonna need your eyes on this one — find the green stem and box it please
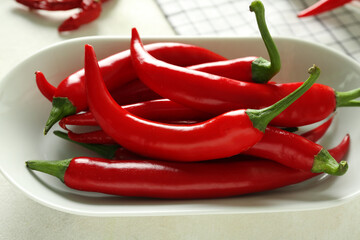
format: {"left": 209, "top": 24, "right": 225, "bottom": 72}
{"left": 44, "top": 97, "right": 77, "bottom": 135}
{"left": 26, "top": 159, "right": 71, "bottom": 182}
{"left": 250, "top": 0, "right": 281, "bottom": 83}
{"left": 312, "top": 149, "right": 348, "bottom": 176}
{"left": 336, "top": 88, "right": 360, "bottom": 107}
{"left": 53, "top": 131, "right": 119, "bottom": 159}
{"left": 247, "top": 65, "right": 320, "bottom": 132}
{"left": 337, "top": 100, "right": 360, "bottom": 107}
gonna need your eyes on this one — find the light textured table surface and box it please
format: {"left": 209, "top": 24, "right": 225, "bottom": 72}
{"left": 1, "top": 0, "right": 360, "bottom": 239}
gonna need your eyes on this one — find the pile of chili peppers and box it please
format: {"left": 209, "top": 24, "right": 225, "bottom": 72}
{"left": 27, "top": 1, "right": 359, "bottom": 200}
{"left": 15, "top": 0, "right": 108, "bottom": 32}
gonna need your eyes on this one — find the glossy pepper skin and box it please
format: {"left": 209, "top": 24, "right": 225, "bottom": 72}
{"left": 38, "top": 42, "right": 226, "bottom": 134}
{"left": 26, "top": 134, "right": 350, "bottom": 199}
{"left": 298, "top": 0, "right": 352, "bottom": 17}
{"left": 59, "top": 99, "right": 214, "bottom": 129}
{"left": 38, "top": 0, "right": 281, "bottom": 134}
{"left": 131, "top": 26, "right": 360, "bottom": 127}
{"left": 85, "top": 43, "right": 318, "bottom": 162}
{"left": 60, "top": 112, "right": 348, "bottom": 175}
{"left": 244, "top": 125, "right": 347, "bottom": 175}
{"left": 55, "top": 115, "right": 335, "bottom": 158}
{"left": 54, "top": 114, "right": 335, "bottom": 162}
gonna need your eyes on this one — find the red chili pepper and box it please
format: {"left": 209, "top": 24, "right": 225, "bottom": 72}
{"left": 38, "top": 43, "right": 226, "bottom": 134}
{"left": 35, "top": 71, "right": 56, "bottom": 102}
{"left": 85, "top": 42, "right": 319, "bottom": 162}
{"left": 58, "top": 114, "right": 334, "bottom": 149}
{"left": 243, "top": 126, "right": 347, "bottom": 175}
{"left": 15, "top": 0, "right": 107, "bottom": 31}
{"left": 298, "top": 0, "right": 353, "bottom": 17}
{"left": 183, "top": 0, "right": 281, "bottom": 84}
{"left": 59, "top": 99, "right": 214, "bottom": 130}
{"left": 16, "top": 0, "right": 83, "bottom": 11}
{"left": 58, "top": 0, "right": 102, "bottom": 32}
{"left": 53, "top": 130, "right": 145, "bottom": 160}
{"left": 131, "top": 26, "right": 360, "bottom": 127}
{"left": 58, "top": 111, "right": 347, "bottom": 175}
{"left": 68, "top": 130, "right": 115, "bottom": 144}
{"left": 39, "top": 1, "right": 281, "bottom": 133}
{"left": 301, "top": 116, "right": 334, "bottom": 142}
{"left": 25, "top": 134, "right": 350, "bottom": 199}
{"left": 54, "top": 114, "right": 334, "bottom": 160}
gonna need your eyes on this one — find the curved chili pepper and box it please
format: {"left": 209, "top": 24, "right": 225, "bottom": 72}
{"left": 53, "top": 115, "right": 334, "bottom": 160}
{"left": 40, "top": 1, "right": 280, "bottom": 133}
{"left": 16, "top": 0, "right": 83, "bottom": 11}
{"left": 61, "top": 116, "right": 334, "bottom": 150}
{"left": 298, "top": 0, "right": 352, "bottom": 17}
{"left": 58, "top": 0, "right": 102, "bottom": 32}
{"left": 58, "top": 99, "right": 214, "bottom": 130}
{"left": 243, "top": 125, "right": 347, "bottom": 175}
{"left": 68, "top": 130, "right": 114, "bottom": 144}
{"left": 39, "top": 43, "right": 226, "bottom": 134}
{"left": 85, "top": 42, "right": 319, "bottom": 162}
{"left": 57, "top": 112, "right": 348, "bottom": 175}
{"left": 53, "top": 130, "right": 119, "bottom": 159}
{"left": 54, "top": 130, "right": 145, "bottom": 160}
{"left": 25, "top": 134, "right": 350, "bottom": 199}
{"left": 301, "top": 116, "right": 334, "bottom": 142}
{"left": 15, "top": 0, "right": 107, "bottom": 31}
{"left": 181, "top": 0, "right": 281, "bottom": 84}
{"left": 131, "top": 26, "right": 360, "bottom": 127}
{"left": 35, "top": 71, "right": 56, "bottom": 102}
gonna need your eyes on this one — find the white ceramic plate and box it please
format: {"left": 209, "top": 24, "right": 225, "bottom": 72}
{"left": 0, "top": 36, "right": 360, "bottom": 217}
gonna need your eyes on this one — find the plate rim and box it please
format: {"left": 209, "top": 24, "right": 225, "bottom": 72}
{"left": 1, "top": 35, "right": 360, "bottom": 217}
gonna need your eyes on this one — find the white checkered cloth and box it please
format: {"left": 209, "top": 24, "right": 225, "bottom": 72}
{"left": 155, "top": 0, "right": 360, "bottom": 61}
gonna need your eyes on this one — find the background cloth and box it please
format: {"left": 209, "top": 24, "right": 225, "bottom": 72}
{"left": 155, "top": 0, "right": 360, "bottom": 61}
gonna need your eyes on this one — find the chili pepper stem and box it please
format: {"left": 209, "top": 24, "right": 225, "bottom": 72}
{"left": 336, "top": 88, "right": 360, "bottom": 107}
{"left": 312, "top": 149, "right": 348, "bottom": 176}
{"left": 44, "top": 97, "right": 77, "bottom": 135}
{"left": 247, "top": 65, "right": 320, "bottom": 132}
{"left": 26, "top": 159, "right": 71, "bottom": 182}
{"left": 249, "top": 0, "right": 281, "bottom": 83}
{"left": 337, "top": 100, "right": 360, "bottom": 107}
{"left": 53, "top": 130, "right": 119, "bottom": 159}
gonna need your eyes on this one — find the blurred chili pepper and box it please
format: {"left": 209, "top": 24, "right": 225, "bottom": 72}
{"left": 58, "top": 0, "right": 102, "bottom": 32}
{"left": 298, "top": 0, "right": 353, "bottom": 17}
{"left": 15, "top": 0, "right": 107, "bottom": 32}
{"left": 16, "top": 0, "right": 83, "bottom": 11}
{"left": 85, "top": 42, "right": 319, "bottom": 162}
{"left": 37, "top": 42, "right": 226, "bottom": 134}
{"left": 25, "top": 134, "right": 350, "bottom": 199}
